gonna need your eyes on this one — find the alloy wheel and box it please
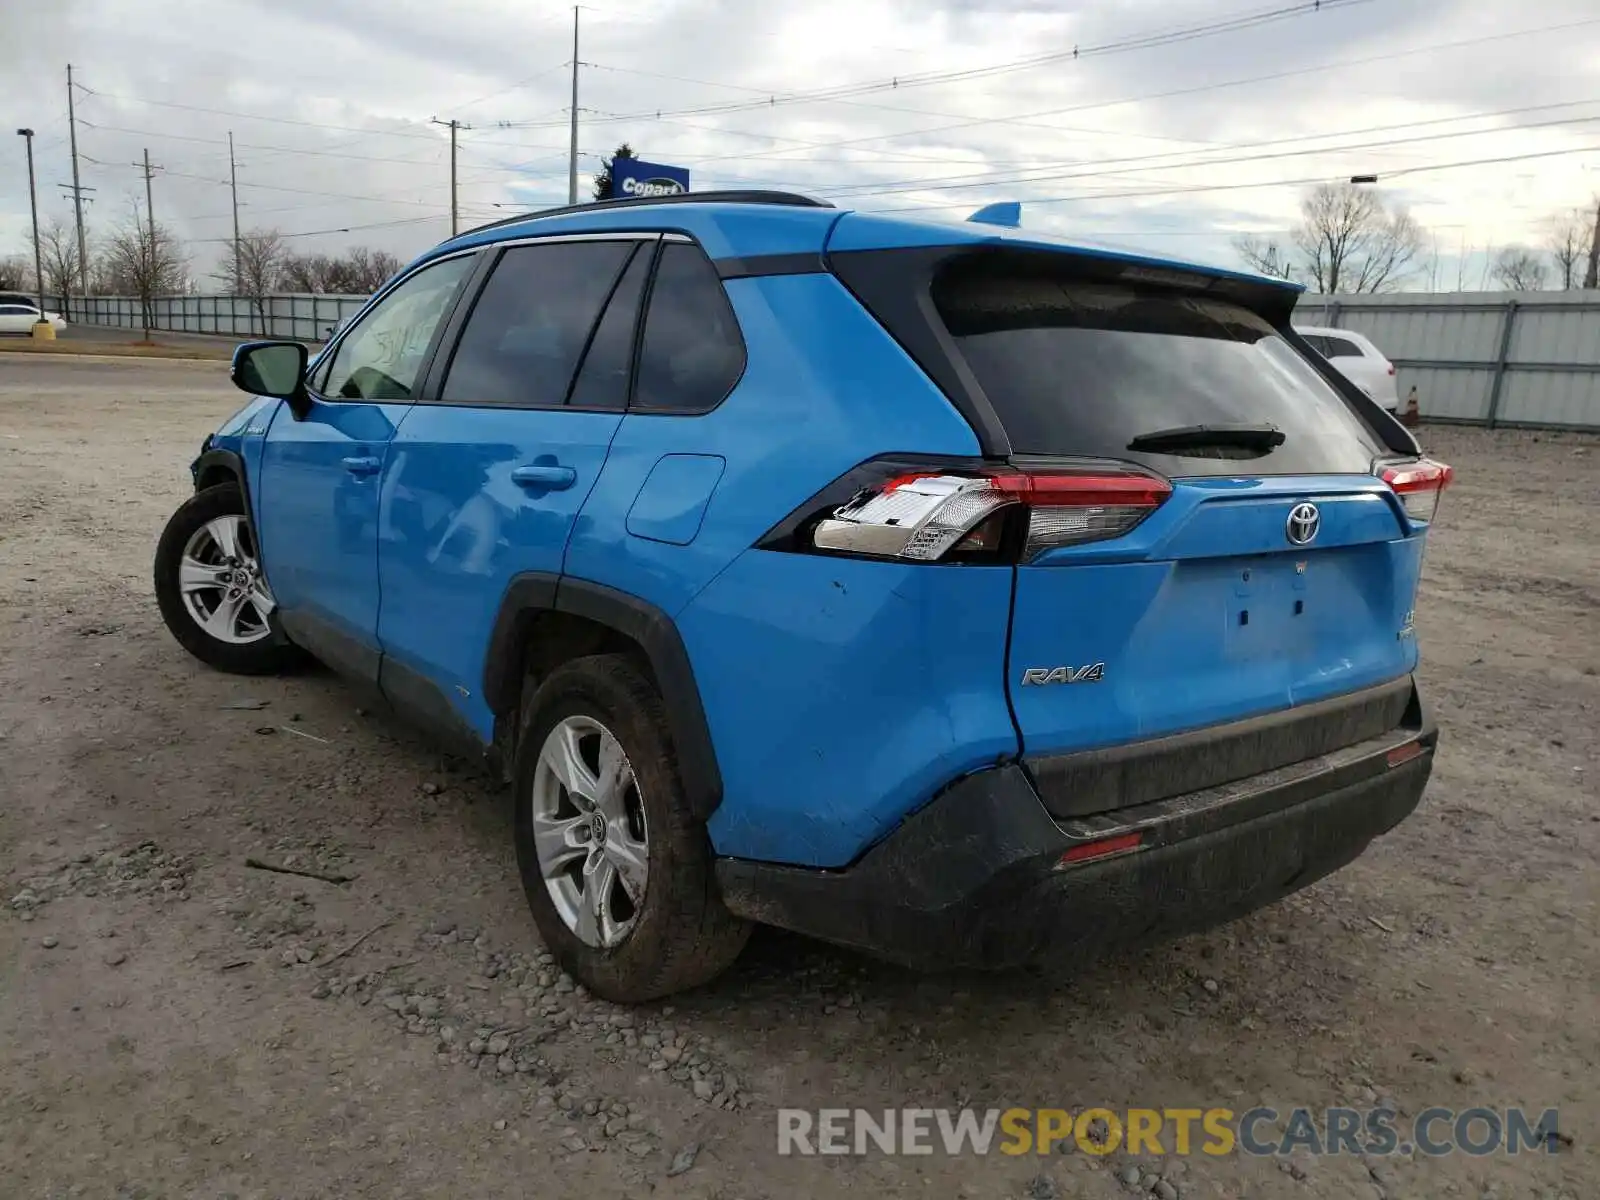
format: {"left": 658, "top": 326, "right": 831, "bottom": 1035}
{"left": 178, "top": 514, "right": 275, "bottom": 645}
{"left": 530, "top": 715, "right": 649, "bottom": 948}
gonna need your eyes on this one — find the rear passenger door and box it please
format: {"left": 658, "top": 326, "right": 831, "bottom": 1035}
{"left": 374, "top": 234, "right": 655, "bottom": 743}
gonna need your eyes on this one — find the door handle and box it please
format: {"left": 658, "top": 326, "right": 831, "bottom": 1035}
{"left": 511, "top": 464, "right": 577, "bottom": 491}
{"left": 341, "top": 455, "right": 382, "bottom": 476}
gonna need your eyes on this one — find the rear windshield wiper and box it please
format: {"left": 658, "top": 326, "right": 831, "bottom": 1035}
{"left": 1127, "top": 423, "right": 1286, "bottom": 454}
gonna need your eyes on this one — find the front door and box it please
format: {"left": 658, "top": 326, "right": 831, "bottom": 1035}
{"left": 375, "top": 235, "right": 653, "bottom": 741}
{"left": 255, "top": 252, "right": 476, "bottom": 680}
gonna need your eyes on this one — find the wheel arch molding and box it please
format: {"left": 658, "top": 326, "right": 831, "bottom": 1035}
{"left": 192, "top": 446, "right": 246, "bottom": 493}
{"left": 484, "top": 574, "right": 724, "bottom": 821}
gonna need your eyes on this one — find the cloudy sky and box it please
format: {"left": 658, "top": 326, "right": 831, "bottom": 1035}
{"left": 4, "top": 0, "right": 1598, "bottom": 289}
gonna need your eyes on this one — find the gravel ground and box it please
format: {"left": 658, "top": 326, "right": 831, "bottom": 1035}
{"left": 1, "top": 358, "right": 1595, "bottom": 1199}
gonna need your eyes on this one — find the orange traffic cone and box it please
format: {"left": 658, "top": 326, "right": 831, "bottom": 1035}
{"left": 1401, "top": 386, "right": 1420, "bottom": 428}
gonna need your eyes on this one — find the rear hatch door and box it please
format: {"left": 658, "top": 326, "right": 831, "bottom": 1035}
{"left": 931, "top": 255, "right": 1424, "bottom": 803}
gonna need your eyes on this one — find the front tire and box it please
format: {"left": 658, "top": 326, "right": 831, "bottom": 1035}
{"left": 513, "top": 654, "right": 750, "bottom": 1002}
{"left": 154, "top": 482, "right": 301, "bottom": 675}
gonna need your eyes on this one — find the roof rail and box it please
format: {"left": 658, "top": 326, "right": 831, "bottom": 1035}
{"left": 463, "top": 190, "right": 835, "bottom": 237}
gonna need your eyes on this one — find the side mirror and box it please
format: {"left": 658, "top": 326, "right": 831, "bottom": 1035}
{"left": 231, "top": 340, "right": 309, "bottom": 416}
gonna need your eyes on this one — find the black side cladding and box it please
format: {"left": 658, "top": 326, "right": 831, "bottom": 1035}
{"left": 481, "top": 575, "right": 724, "bottom": 821}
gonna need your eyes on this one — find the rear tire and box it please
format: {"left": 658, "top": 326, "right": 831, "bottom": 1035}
{"left": 513, "top": 654, "right": 750, "bottom": 1002}
{"left": 154, "top": 482, "right": 303, "bottom": 676}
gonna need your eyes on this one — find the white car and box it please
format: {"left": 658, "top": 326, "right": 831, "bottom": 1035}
{"left": 1295, "top": 325, "right": 1399, "bottom": 412}
{"left": 0, "top": 302, "right": 67, "bottom": 335}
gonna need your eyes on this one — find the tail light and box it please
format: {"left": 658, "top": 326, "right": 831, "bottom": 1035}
{"left": 1381, "top": 458, "right": 1453, "bottom": 524}
{"left": 1387, "top": 362, "right": 1397, "bottom": 376}
{"left": 793, "top": 460, "right": 1171, "bottom": 564}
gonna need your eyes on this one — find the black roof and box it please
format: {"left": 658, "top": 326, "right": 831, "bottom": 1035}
{"left": 463, "top": 189, "right": 834, "bottom": 236}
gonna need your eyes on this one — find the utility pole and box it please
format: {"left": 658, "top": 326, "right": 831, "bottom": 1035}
{"left": 1584, "top": 195, "right": 1600, "bottom": 291}
{"left": 135, "top": 149, "right": 162, "bottom": 340}
{"left": 430, "top": 117, "right": 471, "bottom": 235}
{"left": 228, "top": 131, "right": 242, "bottom": 293}
{"left": 66, "top": 64, "right": 89, "bottom": 294}
{"left": 16, "top": 128, "right": 43, "bottom": 314}
{"left": 142, "top": 148, "right": 157, "bottom": 248}
{"left": 568, "top": 5, "right": 580, "bottom": 205}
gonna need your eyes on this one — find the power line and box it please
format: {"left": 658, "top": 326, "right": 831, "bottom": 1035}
{"left": 448, "top": 62, "right": 568, "bottom": 113}
{"left": 866, "top": 143, "right": 1600, "bottom": 214}
{"left": 679, "top": 15, "right": 1600, "bottom": 166}
{"left": 499, "top": 0, "right": 1375, "bottom": 129}
{"left": 76, "top": 121, "right": 451, "bottom": 167}
{"left": 94, "top": 162, "right": 455, "bottom": 209}
{"left": 188, "top": 214, "right": 447, "bottom": 244}
{"left": 820, "top": 103, "right": 1600, "bottom": 201}
{"left": 582, "top": 62, "right": 1241, "bottom": 153}
{"left": 73, "top": 83, "right": 447, "bottom": 141}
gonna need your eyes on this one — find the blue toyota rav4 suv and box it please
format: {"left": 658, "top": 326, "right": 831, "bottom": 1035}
{"left": 154, "top": 191, "right": 1447, "bottom": 1001}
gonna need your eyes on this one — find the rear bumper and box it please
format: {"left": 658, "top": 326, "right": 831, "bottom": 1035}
{"left": 716, "top": 680, "right": 1436, "bottom": 970}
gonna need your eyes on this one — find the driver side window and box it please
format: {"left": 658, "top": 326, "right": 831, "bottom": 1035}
{"left": 315, "top": 254, "right": 475, "bottom": 401}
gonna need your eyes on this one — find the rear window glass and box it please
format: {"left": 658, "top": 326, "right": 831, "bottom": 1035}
{"left": 935, "top": 268, "right": 1384, "bottom": 476}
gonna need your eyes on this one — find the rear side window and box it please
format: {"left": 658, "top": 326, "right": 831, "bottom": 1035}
{"left": 442, "top": 240, "right": 633, "bottom": 406}
{"left": 633, "top": 242, "right": 745, "bottom": 412}
{"left": 1323, "top": 335, "right": 1365, "bottom": 359}
{"left": 568, "top": 243, "right": 651, "bottom": 410}
{"left": 934, "top": 264, "right": 1384, "bottom": 477}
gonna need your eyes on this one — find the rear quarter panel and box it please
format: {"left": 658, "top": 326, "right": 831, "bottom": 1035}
{"left": 565, "top": 270, "right": 1020, "bottom": 868}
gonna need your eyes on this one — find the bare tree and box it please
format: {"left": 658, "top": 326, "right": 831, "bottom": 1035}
{"left": 39, "top": 218, "right": 84, "bottom": 309}
{"left": 214, "top": 229, "right": 288, "bottom": 334}
{"left": 1584, "top": 196, "right": 1600, "bottom": 290}
{"left": 1233, "top": 234, "right": 1296, "bottom": 281}
{"left": 1541, "top": 207, "right": 1590, "bottom": 290}
{"left": 278, "top": 251, "right": 336, "bottom": 294}
{"left": 101, "top": 206, "right": 188, "bottom": 340}
{"left": 1491, "top": 246, "right": 1548, "bottom": 291}
{"left": 0, "top": 254, "right": 31, "bottom": 292}
{"left": 1290, "top": 182, "right": 1423, "bottom": 294}
{"left": 342, "top": 247, "right": 403, "bottom": 293}
{"left": 280, "top": 246, "right": 403, "bottom": 295}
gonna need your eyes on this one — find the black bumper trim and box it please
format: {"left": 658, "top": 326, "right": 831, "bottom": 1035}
{"left": 716, "top": 704, "right": 1436, "bottom": 970}
{"left": 1026, "top": 676, "right": 1416, "bottom": 820}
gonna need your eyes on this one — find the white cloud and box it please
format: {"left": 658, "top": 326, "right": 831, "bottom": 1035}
{"left": 4, "top": 0, "right": 1597, "bottom": 286}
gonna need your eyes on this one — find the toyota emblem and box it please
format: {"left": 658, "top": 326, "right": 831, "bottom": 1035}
{"left": 1286, "top": 502, "right": 1321, "bottom": 546}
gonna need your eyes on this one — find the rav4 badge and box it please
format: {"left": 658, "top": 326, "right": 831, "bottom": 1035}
{"left": 1021, "top": 663, "right": 1106, "bottom": 686}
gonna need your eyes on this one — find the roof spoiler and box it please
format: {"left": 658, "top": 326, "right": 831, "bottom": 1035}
{"left": 967, "top": 202, "right": 1021, "bottom": 229}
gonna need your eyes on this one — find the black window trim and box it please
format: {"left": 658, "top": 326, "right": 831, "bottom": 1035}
{"left": 415, "top": 231, "right": 659, "bottom": 413}
{"left": 625, "top": 235, "right": 749, "bottom": 418}
{"left": 304, "top": 246, "right": 481, "bottom": 405}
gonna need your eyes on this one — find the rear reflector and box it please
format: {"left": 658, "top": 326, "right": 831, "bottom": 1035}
{"left": 812, "top": 464, "right": 1171, "bottom": 563}
{"left": 1386, "top": 741, "right": 1424, "bottom": 768}
{"left": 1057, "top": 831, "right": 1144, "bottom": 866}
{"left": 1381, "top": 458, "right": 1453, "bottom": 524}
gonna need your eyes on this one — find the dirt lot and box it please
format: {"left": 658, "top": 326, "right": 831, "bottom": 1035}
{"left": 1, "top": 356, "right": 1595, "bottom": 1199}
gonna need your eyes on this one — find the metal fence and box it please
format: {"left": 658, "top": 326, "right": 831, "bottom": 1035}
{"left": 54, "top": 292, "right": 370, "bottom": 343}
{"left": 1294, "top": 291, "right": 1600, "bottom": 431}
{"left": 51, "top": 286, "right": 1600, "bottom": 432}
